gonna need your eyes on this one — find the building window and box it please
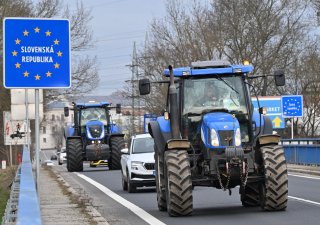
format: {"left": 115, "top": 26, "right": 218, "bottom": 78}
{"left": 43, "top": 127, "right": 46, "bottom": 134}
{"left": 52, "top": 114, "right": 55, "bottom": 121}
{"left": 52, "top": 126, "right": 56, "bottom": 132}
{"left": 43, "top": 138, "right": 46, "bottom": 143}
{"left": 61, "top": 114, "right": 65, "bottom": 121}
{"left": 43, "top": 115, "right": 47, "bottom": 121}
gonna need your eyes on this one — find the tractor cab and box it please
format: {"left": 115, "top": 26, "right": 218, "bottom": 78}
{"left": 161, "top": 61, "right": 254, "bottom": 149}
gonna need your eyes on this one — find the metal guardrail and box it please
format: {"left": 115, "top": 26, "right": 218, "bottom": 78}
{"left": 1, "top": 165, "right": 20, "bottom": 225}
{"left": 281, "top": 139, "right": 320, "bottom": 165}
{"left": 1, "top": 146, "right": 42, "bottom": 225}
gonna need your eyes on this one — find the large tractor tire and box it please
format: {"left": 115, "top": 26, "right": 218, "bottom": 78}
{"left": 165, "top": 150, "right": 193, "bottom": 217}
{"left": 67, "top": 138, "right": 83, "bottom": 172}
{"left": 109, "top": 136, "right": 125, "bottom": 170}
{"left": 155, "top": 147, "right": 167, "bottom": 211}
{"left": 260, "top": 144, "right": 288, "bottom": 211}
{"left": 240, "top": 183, "right": 260, "bottom": 207}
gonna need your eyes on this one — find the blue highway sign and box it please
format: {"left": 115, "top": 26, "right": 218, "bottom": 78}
{"left": 252, "top": 96, "right": 285, "bottom": 129}
{"left": 144, "top": 114, "right": 157, "bottom": 133}
{"left": 281, "top": 95, "right": 303, "bottom": 118}
{"left": 3, "top": 18, "right": 70, "bottom": 88}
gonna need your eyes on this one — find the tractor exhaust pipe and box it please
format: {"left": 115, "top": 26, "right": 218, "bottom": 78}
{"left": 168, "top": 65, "right": 180, "bottom": 139}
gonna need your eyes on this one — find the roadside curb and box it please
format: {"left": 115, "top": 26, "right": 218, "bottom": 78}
{"left": 287, "top": 164, "right": 320, "bottom": 176}
{"left": 51, "top": 169, "right": 110, "bottom": 225}
{"left": 287, "top": 168, "right": 320, "bottom": 176}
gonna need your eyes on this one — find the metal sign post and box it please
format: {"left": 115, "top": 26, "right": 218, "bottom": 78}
{"left": 3, "top": 18, "right": 71, "bottom": 191}
{"left": 35, "top": 89, "right": 40, "bottom": 190}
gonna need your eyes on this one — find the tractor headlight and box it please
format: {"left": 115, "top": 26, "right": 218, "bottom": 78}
{"left": 131, "top": 161, "right": 143, "bottom": 170}
{"left": 235, "top": 128, "right": 241, "bottom": 146}
{"left": 211, "top": 128, "right": 219, "bottom": 146}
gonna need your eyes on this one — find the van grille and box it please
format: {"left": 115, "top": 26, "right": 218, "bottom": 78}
{"left": 144, "top": 163, "right": 155, "bottom": 170}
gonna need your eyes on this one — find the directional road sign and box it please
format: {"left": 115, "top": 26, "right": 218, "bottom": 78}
{"left": 281, "top": 95, "right": 303, "bottom": 118}
{"left": 3, "top": 18, "right": 70, "bottom": 88}
{"left": 252, "top": 96, "right": 285, "bottom": 129}
{"left": 144, "top": 114, "right": 157, "bottom": 133}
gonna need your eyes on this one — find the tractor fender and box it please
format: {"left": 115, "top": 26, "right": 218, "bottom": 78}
{"left": 66, "top": 136, "right": 82, "bottom": 141}
{"left": 148, "top": 120, "right": 171, "bottom": 153}
{"left": 257, "top": 134, "right": 281, "bottom": 146}
{"left": 252, "top": 113, "right": 273, "bottom": 135}
{"left": 262, "top": 115, "right": 273, "bottom": 135}
{"left": 64, "top": 126, "right": 75, "bottom": 139}
{"left": 165, "top": 139, "right": 190, "bottom": 150}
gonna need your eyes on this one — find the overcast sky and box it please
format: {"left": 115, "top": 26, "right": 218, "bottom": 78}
{"left": 67, "top": 0, "right": 167, "bottom": 96}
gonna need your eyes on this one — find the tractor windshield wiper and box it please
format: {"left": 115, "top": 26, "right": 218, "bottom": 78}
{"left": 217, "top": 76, "right": 239, "bottom": 94}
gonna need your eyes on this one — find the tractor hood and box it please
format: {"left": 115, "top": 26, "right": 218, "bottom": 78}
{"left": 201, "top": 112, "right": 241, "bottom": 148}
{"left": 86, "top": 120, "right": 105, "bottom": 140}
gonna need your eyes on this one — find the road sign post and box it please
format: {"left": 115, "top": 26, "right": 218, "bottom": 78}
{"left": 281, "top": 95, "right": 303, "bottom": 139}
{"left": 3, "top": 18, "right": 71, "bottom": 191}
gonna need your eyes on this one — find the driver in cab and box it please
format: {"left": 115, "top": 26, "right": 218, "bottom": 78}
{"left": 200, "top": 84, "right": 223, "bottom": 107}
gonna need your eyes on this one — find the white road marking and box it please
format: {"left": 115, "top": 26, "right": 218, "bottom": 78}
{"left": 75, "top": 173, "right": 166, "bottom": 225}
{"left": 289, "top": 196, "right": 320, "bottom": 206}
{"left": 289, "top": 173, "right": 320, "bottom": 180}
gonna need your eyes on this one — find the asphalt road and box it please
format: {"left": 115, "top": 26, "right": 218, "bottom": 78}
{"left": 47, "top": 158, "right": 320, "bottom": 225}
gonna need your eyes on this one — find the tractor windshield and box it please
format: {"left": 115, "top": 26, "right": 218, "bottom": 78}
{"left": 80, "top": 107, "right": 108, "bottom": 125}
{"left": 183, "top": 76, "right": 247, "bottom": 115}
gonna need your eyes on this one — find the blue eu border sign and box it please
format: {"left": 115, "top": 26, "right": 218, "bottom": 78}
{"left": 3, "top": 18, "right": 70, "bottom": 88}
{"left": 281, "top": 95, "right": 303, "bottom": 118}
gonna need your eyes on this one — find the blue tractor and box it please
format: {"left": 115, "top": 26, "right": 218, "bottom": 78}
{"left": 64, "top": 102, "right": 125, "bottom": 172}
{"left": 139, "top": 61, "right": 288, "bottom": 216}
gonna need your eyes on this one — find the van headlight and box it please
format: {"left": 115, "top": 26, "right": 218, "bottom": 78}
{"left": 235, "top": 128, "right": 241, "bottom": 146}
{"left": 131, "top": 161, "right": 143, "bottom": 170}
{"left": 211, "top": 128, "right": 219, "bottom": 146}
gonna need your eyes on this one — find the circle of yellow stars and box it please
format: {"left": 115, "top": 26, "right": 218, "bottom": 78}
{"left": 13, "top": 26, "right": 63, "bottom": 81}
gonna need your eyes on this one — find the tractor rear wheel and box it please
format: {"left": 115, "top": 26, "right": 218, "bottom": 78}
{"left": 240, "top": 183, "right": 260, "bottom": 207}
{"left": 165, "top": 150, "right": 193, "bottom": 216}
{"left": 66, "top": 138, "right": 83, "bottom": 172}
{"left": 155, "top": 147, "right": 167, "bottom": 211}
{"left": 260, "top": 144, "right": 288, "bottom": 211}
{"left": 109, "top": 136, "right": 124, "bottom": 170}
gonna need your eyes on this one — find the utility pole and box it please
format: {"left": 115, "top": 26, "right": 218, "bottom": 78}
{"left": 126, "top": 42, "right": 139, "bottom": 135}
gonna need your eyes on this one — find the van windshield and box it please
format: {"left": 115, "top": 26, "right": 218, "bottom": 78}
{"left": 132, "top": 137, "right": 154, "bottom": 154}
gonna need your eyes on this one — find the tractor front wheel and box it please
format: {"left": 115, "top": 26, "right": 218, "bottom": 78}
{"left": 260, "top": 144, "right": 288, "bottom": 211}
{"left": 165, "top": 150, "right": 193, "bottom": 216}
{"left": 109, "top": 136, "right": 125, "bottom": 170}
{"left": 66, "top": 138, "right": 83, "bottom": 172}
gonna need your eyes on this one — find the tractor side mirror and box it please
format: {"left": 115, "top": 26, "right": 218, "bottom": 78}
{"left": 116, "top": 104, "right": 121, "bottom": 114}
{"left": 274, "top": 69, "right": 285, "bottom": 86}
{"left": 64, "top": 107, "right": 69, "bottom": 117}
{"left": 139, "top": 78, "right": 150, "bottom": 95}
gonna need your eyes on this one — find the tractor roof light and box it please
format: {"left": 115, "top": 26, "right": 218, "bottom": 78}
{"left": 243, "top": 60, "right": 250, "bottom": 65}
